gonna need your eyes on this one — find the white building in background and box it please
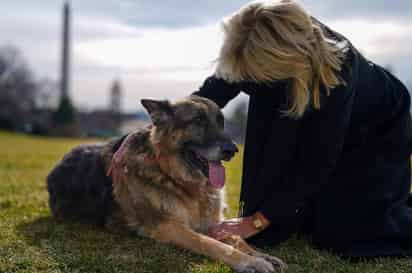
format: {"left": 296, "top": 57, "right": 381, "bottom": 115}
{"left": 109, "top": 79, "right": 122, "bottom": 114}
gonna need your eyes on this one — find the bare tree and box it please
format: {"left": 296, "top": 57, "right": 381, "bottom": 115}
{"left": 0, "top": 45, "right": 37, "bottom": 129}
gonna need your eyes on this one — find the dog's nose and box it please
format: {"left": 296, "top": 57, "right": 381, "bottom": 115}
{"left": 221, "top": 142, "right": 238, "bottom": 160}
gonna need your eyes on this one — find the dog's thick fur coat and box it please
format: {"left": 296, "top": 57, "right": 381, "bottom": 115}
{"left": 47, "top": 96, "right": 286, "bottom": 273}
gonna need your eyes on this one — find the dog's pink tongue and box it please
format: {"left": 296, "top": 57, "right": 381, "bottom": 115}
{"left": 209, "top": 162, "right": 225, "bottom": 189}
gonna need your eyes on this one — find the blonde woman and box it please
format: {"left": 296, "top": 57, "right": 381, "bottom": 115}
{"left": 194, "top": 0, "right": 412, "bottom": 258}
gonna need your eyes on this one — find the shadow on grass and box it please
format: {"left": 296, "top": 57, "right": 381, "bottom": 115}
{"left": 16, "top": 216, "right": 220, "bottom": 273}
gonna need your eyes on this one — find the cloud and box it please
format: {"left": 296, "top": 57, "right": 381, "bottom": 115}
{"left": 74, "top": 24, "right": 223, "bottom": 76}
{"left": 71, "top": 22, "right": 224, "bottom": 111}
{"left": 73, "top": 16, "right": 412, "bottom": 78}
{"left": 328, "top": 18, "right": 412, "bottom": 81}
{"left": 71, "top": 0, "right": 246, "bottom": 28}
{"left": 75, "top": 0, "right": 412, "bottom": 28}
{"left": 73, "top": 0, "right": 412, "bottom": 29}
{"left": 0, "top": 0, "right": 411, "bottom": 113}
{"left": 5, "top": 0, "right": 412, "bottom": 29}
{"left": 302, "top": 0, "right": 412, "bottom": 21}
{"left": 329, "top": 19, "right": 412, "bottom": 57}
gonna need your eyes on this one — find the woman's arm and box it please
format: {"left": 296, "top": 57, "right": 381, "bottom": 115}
{"left": 207, "top": 76, "right": 356, "bottom": 240}
{"left": 208, "top": 50, "right": 358, "bottom": 241}
{"left": 192, "top": 75, "right": 241, "bottom": 108}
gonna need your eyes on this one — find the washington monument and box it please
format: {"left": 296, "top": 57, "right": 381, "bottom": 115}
{"left": 61, "top": 1, "right": 71, "bottom": 99}
{"left": 53, "top": 1, "right": 75, "bottom": 129}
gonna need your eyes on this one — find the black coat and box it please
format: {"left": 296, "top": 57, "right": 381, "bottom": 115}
{"left": 193, "top": 24, "right": 412, "bottom": 258}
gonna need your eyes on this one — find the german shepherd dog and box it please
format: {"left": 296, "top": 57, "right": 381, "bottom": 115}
{"left": 47, "top": 96, "right": 286, "bottom": 273}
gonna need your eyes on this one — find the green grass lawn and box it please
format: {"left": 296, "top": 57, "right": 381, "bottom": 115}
{"left": 1, "top": 130, "right": 411, "bottom": 273}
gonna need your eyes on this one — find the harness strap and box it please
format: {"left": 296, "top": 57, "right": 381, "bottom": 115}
{"left": 107, "top": 134, "right": 171, "bottom": 185}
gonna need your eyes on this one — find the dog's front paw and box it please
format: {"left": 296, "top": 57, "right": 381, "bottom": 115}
{"left": 260, "top": 254, "right": 287, "bottom": 273}
{"left": 236, "top": 257, "right": 277, "bottom": 273}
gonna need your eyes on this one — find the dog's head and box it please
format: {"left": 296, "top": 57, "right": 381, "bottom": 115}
{"left": 141, "top": 95, "right": 238, "bottom": 188}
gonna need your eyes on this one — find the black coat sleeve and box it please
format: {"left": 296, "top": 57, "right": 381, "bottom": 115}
{"left": 258, "top": 58, "right": 357, "bottom": 224}
{"left": 192, "top": 75, "right": 241, "bottom": 108}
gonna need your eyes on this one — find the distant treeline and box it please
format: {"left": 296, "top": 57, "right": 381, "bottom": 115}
{"left": 0, "top": 45, "right": 58, "bottom": 133}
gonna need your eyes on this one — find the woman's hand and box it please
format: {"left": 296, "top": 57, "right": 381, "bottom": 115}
{"left": 208, "top": 212, "right": 270, "bottom": 241}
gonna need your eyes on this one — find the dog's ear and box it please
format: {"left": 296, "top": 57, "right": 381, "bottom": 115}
{"left": 141, "top": 99, "right": 173, "bottom": 126}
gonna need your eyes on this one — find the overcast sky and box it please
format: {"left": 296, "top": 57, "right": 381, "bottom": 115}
{"left": 1, "top": 0, "right": 411, "bottom": 112}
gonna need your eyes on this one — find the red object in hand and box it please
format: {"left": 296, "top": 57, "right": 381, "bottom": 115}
{"left": 208, "top": 212, "right": 270, "bottom": 241}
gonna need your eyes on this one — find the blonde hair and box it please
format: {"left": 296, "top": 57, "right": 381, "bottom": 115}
{"left": 216, "top": 0, "right": 347, "bottom": 118}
